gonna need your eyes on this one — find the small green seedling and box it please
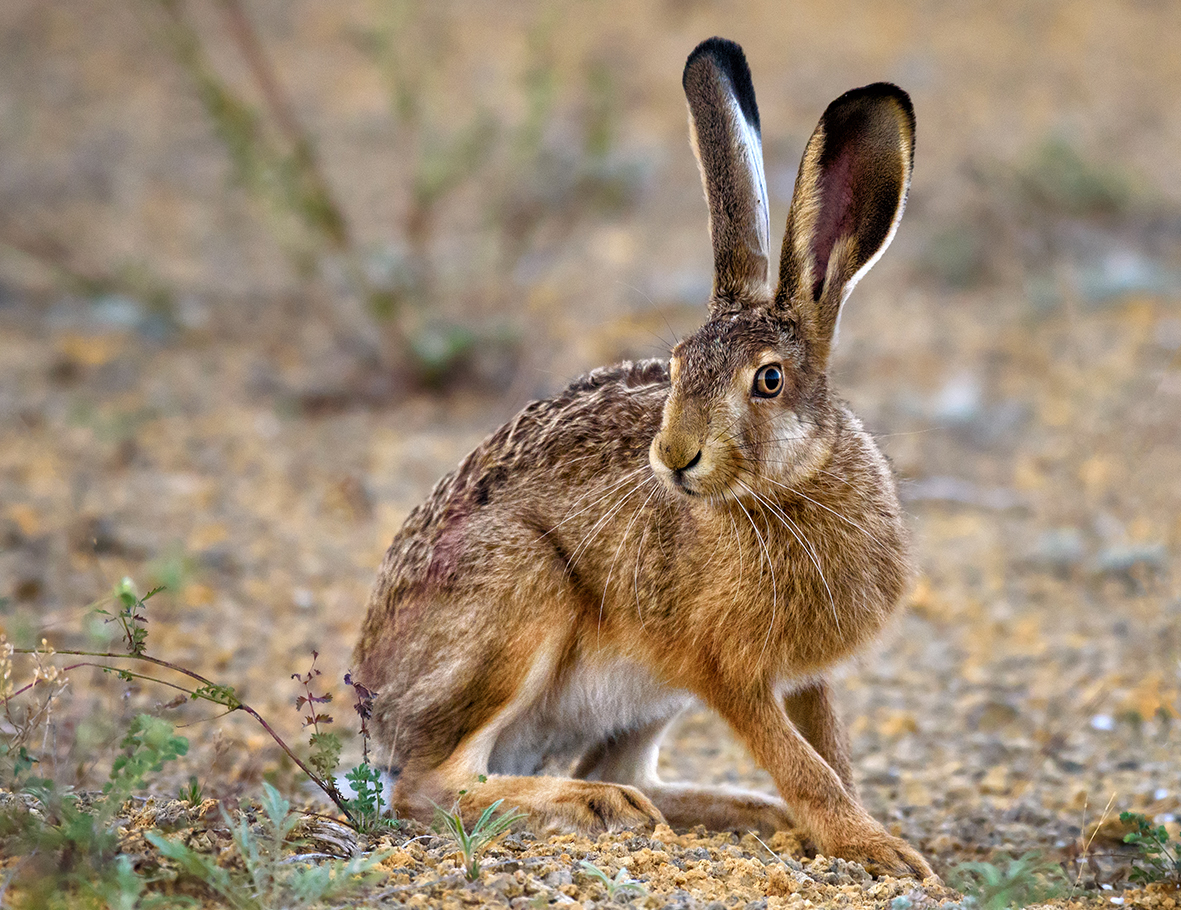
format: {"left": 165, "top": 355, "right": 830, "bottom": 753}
{"left": 579, "top": 860, "right": 647, "bottom": 900}
{"left": 343, "top": 761, "right": 399, "bottom": 834}
{"left": 178, "top": 776, "right": 203, "bottom": 805}
{"left": 434, "top": 797, "right": 527, "bottom": 880}
{"left": 149, "top": 781, "right": 386, "bottom": 909}
{"left": 1121, "top": 811, "right": 1181, "bottom": 886}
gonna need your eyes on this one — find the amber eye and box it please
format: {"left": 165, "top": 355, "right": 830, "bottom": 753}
{"left": 753, "top": 364, "right": 784, "bottom": 398}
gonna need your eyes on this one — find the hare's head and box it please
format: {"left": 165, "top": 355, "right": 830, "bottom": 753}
{"left": 650, "top": 38, "right": 915, "bottom": 503}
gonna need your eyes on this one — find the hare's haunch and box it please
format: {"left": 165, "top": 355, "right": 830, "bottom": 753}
{"left": 353, "top": 36, "right": 931, "bottom": 879}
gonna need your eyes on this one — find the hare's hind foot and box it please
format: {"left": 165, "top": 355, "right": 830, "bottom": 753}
{"left": 394, "top": 771, "right": 664, "bottom": 835}
{"left": 638, "top": 782, "right": 795, "bottom": 836}
{"left": 569, "top": 719, "right": 796, "bottom": 836}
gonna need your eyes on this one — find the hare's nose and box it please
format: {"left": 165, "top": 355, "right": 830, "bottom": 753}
{"left": 671, "top": 449, "right": 702, "bottom": 474}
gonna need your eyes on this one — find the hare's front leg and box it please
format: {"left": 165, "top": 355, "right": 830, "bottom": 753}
{"left": 708, "top": 687, "right": 933, "bottom": 879}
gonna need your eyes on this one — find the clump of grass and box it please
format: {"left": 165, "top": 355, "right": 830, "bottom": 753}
{"left": 433, "top": 796, "right": 527, "bottom": 880}
{"left": 1018, "top": 137, "right": 1134, "bottom": 217}
{"left": 0, "top": 713, "right": 189, "bottom": 904}
{"left": 579, "top": 859, "right": 647, "bottom": 900}
{"left": 1121, "top": 811, "right": 1181, "bottom": 887}
{"left": 148, "top": 781, "right": 386, "bottom": 910}
{"left": 178, "top": 775, "right": 203, "bottom": 806}
{"left": 950, "top": 851, "right": 1067, "bottom": 910}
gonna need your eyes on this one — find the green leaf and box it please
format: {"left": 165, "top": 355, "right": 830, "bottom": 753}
{"left": 307, "top": 730, "right": 342, "bottom": 779}
{"left": 191, "top": 682, "right": 241, "bottom": 708}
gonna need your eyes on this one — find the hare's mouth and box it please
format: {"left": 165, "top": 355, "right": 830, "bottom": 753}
{"left": 649, "top": 438, "right": 706, "bottom": 496}
{"left": 651, "top": 459, "right": 700, "bottom": 497}
{"left": 650, "top": 449, "right": 741, "bottom": 501}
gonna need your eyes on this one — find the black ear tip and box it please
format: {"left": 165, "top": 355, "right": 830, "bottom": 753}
{"left": 822, "top": 82, "right": 916, "bottom": 163}
{"left": 685, "top": 36, "right": 746, "bottom": 68}
{"left": 829, "top": 82, "right": 915, "bottom": 131}
{"left": 683, "top": 37, "right": 760, "bottom": 131}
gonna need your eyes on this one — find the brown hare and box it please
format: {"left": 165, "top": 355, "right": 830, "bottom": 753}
{"left": 353, "top": 36, "right": 931, "bottom": 878}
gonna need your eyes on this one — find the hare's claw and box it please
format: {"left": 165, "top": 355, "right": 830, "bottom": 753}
{"left": 545, "top": 781, "right": 665, "bottom": 834}
{"left": 822, "top": 828, "right": 935, "bottom": 880}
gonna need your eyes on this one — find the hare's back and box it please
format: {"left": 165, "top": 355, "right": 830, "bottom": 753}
{"left": 459, "top": 358, "right": 670, "bottom": 502}
{"left": 372, "top": 359, "right": 670, "bottom": 592}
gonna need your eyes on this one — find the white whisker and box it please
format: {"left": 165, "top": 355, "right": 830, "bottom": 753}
{"left": 727, "top": 510, "right": 744, "bottom": 580}
{"left": 536, "top": 466, "right": 649, "bottom": 540}
{"left": 600, "top": 477, "right": 659, "bottom": 641}
{"left": 565, "top": 472, "right": 655, "bottom": 586}
{"left": 633, "top": 521, "right": 648, "bottom": 630}
{"left": 762, "top": 475, "right": 886, "bottom": 551}
{"left": 732, "top": 483, "right": 777, "bottom": 661}
{"left": 742, "top": 478, "right": 840, "bottom": 634}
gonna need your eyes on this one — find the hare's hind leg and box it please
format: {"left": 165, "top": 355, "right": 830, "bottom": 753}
{"left": 783, "top": 679, "right": 856, "bottom": 795}
{"left": 403, "top": 765, "right": 664, "bottom": 835}
{"left": 574, "top": 717, "right": 795, "bottom": 836}
{"left": 390, "top": 642, "right": 664, "bottom": 835}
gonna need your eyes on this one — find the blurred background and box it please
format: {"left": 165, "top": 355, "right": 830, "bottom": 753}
{"left": 1, "top": 0, "right": 1178, "bottom": 879}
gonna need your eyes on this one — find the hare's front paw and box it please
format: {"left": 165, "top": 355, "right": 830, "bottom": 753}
{"left": 545, "top": 781, "right": 665, "bottom": 834}
{"left": 822, "top": 827, "right": 934, "bottom": 880}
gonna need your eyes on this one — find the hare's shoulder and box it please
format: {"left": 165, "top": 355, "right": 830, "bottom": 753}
{"left": 559, "top": 358, "right": 670, "bottom": 397}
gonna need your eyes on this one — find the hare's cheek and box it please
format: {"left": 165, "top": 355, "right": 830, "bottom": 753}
{"left": 763, "top": 411, "right": 811, "bottom": 470}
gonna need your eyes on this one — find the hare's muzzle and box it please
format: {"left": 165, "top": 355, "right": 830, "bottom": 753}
{"left": 650, "top": 402, "right": 708, "bottom": 494}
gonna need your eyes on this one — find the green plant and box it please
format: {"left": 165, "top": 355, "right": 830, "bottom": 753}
{"left": 4, "top": 579, "right": 359, "bottom": 824}
{"left": 90, "top": 854, "right": 196, "bottom": 910}
{"left": 150, "top": 0, "right": 352, "bottom": 273}
{"left": 579, "top": 859, "right": 647, "bottom": 900}
{"left": 0, "top": 577, "right": 400, "bottom": 904}
{"left": 292, "top": 651, "right": 342, "bottom": 781}
{"left": 148, "top": 782, "right": 385, "bottom": 910}
{"left": 950, "top": 851, "right": 1066, "bottom": 910}
{"left": 178, "top": 775, "right": 203, "bottom": 806}
{"left": 342, "top": 762, "right": 397, "bottom": 836}
{"left": 106, "top": 714, "right": 189, "bottom": 814}
{"left": 1018, "top": 136, "right": 1133, "bottom": 217}
{"left": 1121, "top": 811, "right": 1181, "bottom": 886}
{"left": 96, "top": 577, "right": 161, "bottom": 657}
{"left": 0, "top": 714, "right": 190, "bottom": 906}
{"left": 292, "top": 651, "right": 398, "bottom": 836}
{"left": 433, "top": 797, "right": 527, "bottom": 880}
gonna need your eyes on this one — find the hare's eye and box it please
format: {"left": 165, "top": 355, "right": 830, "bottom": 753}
{"left": 753, "top": 364, "right": 784, "bottom": 398}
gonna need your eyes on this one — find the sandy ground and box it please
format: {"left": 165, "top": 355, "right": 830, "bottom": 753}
{"left": 1, "top": 0, "right": 1180, "bottom": 906}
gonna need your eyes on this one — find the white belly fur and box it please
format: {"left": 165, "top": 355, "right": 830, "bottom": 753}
{"left": 486, "top": 649, "right": 694, "bottom": 776}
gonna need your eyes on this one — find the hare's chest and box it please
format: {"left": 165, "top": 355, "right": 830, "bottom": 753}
{"left": 689, "top": 536, "right": 899, "bottom": 675}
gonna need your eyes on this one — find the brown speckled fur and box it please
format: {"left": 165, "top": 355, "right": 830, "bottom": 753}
{"left": 353, "top": 38, "right": 932, "bottom": 878}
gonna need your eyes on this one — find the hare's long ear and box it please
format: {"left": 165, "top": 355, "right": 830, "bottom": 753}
{"left": 683, "top": 38, "right": 771, "bottom": 311}
{"left": 775, "top": 83, "right": 914, "bottom": 369}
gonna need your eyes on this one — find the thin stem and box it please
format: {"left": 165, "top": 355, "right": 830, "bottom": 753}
{"left": 214, "top": 0, "right": 350, "bottom": 249}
